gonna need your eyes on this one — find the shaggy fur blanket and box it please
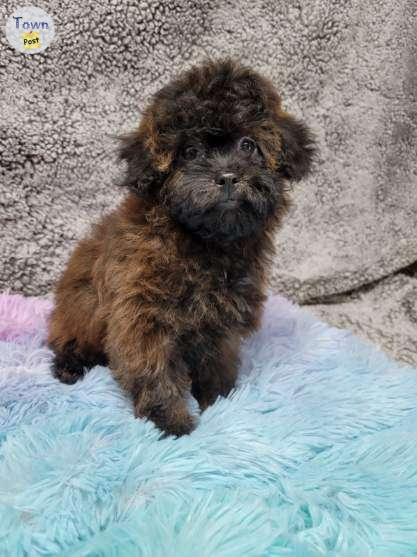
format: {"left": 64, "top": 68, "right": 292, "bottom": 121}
{"left": 1, "top": 293, "right": 417, "bottom": 556}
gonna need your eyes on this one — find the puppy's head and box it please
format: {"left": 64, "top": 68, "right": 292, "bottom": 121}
{"left": 120, "top": 58, "right": 316, "bottom": 242}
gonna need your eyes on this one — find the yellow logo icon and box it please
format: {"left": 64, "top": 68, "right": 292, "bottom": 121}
{"left": 22, "top": 31, "right": 41, "bottom": 50}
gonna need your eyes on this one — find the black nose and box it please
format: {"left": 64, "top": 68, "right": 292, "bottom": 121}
{"left": 216, "top": 173, "right": 238, "bottom": 198}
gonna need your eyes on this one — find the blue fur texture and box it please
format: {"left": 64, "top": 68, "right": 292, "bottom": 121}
{"left": 1, "top": 295, "right": 417, "bottom": 556}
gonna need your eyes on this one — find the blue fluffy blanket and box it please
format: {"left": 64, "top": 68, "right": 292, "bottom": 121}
{"left": 1, "top": 293, "right": 417, "bottom": 556}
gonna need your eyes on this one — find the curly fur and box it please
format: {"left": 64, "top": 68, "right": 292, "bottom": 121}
{"left": 48, "top": 58, "right": 315, "bottom": 436}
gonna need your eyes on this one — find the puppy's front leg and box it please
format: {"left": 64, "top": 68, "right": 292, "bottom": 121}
{"left": 188, "top": 335, "right": 240, "bottom": 411}
{"left": 105, "top": 305, "right": 194, "bottom": 437}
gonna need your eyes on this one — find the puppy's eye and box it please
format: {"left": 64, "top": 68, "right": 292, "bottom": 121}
{"left": 239, "top": 137, "right": 256, "bottom": 153}
{"left": 183, "top": 146, "right": 199, "bottom": 160}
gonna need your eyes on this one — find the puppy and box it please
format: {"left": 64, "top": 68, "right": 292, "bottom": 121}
{"left": 48, "top": 58, "right": 315, "bottom": 436}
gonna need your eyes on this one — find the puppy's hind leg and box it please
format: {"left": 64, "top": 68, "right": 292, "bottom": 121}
{"left": 51, "top": 340, "right": 107, "bottom": 385}
{"left": 48, "top": 236, "right": 107, "bottom": 384}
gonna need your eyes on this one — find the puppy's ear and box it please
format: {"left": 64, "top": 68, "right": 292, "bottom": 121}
{"left": 118, "top": 132, "right": 162, "bottom": 197}
{"left": 276, "top": 114, "right": 316, "bottom": 181}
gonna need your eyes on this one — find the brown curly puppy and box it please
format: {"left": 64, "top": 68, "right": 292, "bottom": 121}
{"left": 48, "top": 58, "right": 315, "bottom": 436}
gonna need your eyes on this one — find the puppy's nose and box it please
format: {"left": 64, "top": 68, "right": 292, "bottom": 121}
{"left": 216, "top": 172, "right": 238, "bottom": 197}
{"left": 217, "top": 172, "right": 238, "bottom": 188}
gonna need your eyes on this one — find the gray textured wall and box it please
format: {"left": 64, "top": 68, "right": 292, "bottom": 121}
{"left": 1, "top": 0, "right": 416, "bottom": 363}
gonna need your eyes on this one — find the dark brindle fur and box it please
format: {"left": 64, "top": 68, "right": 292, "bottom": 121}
{"left": 48, "top": 58, "right": 315, "bottom": 436}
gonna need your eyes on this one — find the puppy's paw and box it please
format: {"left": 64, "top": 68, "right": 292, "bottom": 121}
{"left": 53, "top": 366, "right": 84, "bottom": 385}
{"left": 196, "top": 394, "right": 216, "bottom": 412}
{"left": 193, "top": 380, "right": 234, "bottom": 412}
{"left": 136, "top": 400, "right": 196, "bottom": 437}
{"left": 161, "top": 412, "right": 196, "bottom": 437}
